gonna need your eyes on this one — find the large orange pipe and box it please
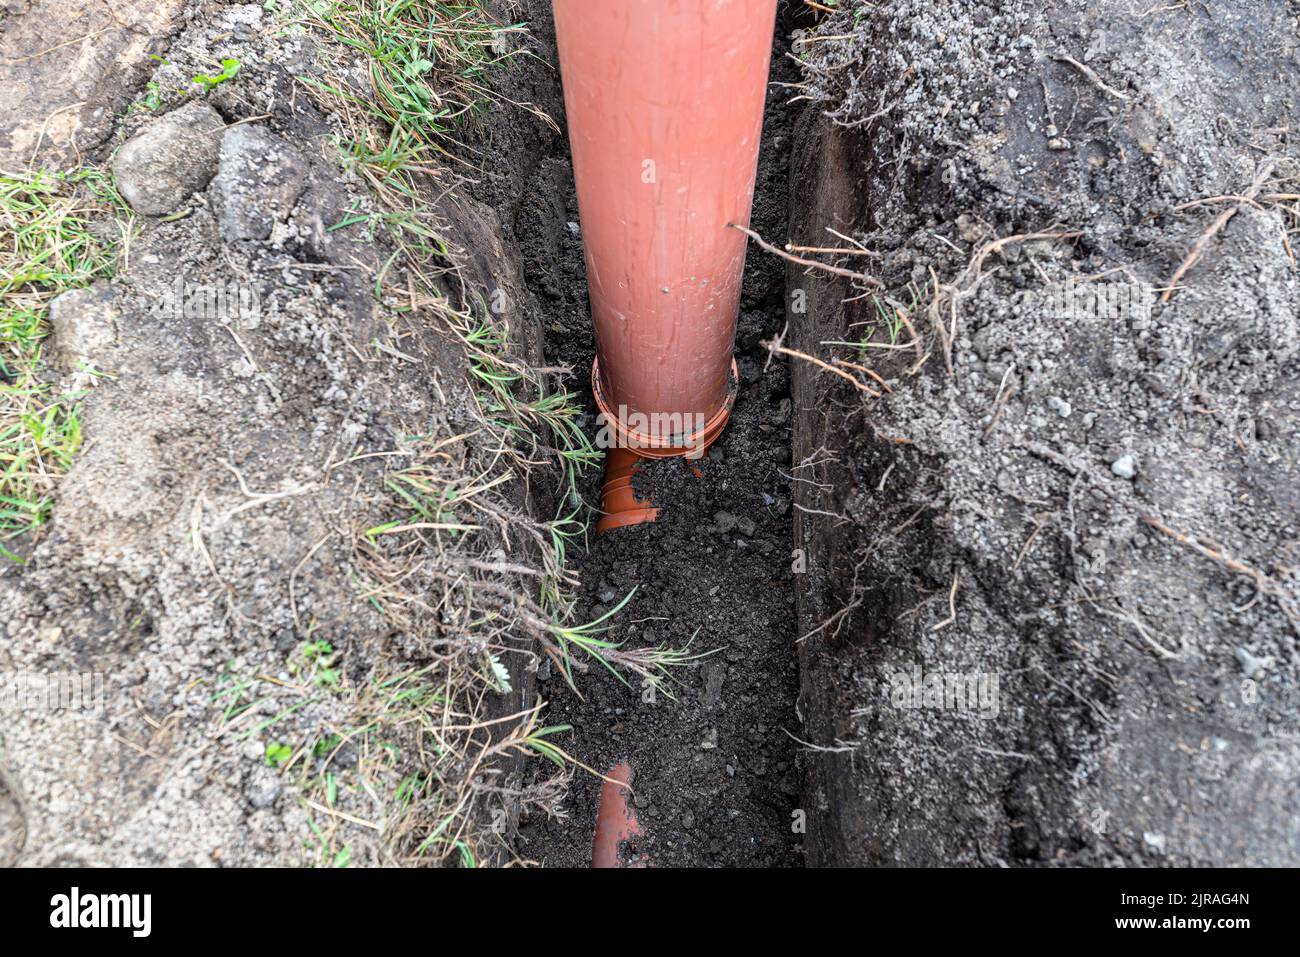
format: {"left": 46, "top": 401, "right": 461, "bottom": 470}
{"left": 553, "top": 0, "right": 777, "bottom": 530}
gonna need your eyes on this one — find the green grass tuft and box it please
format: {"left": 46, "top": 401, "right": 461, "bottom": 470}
{"left": 0, "top": 170, "right": 115, "bottom": 551}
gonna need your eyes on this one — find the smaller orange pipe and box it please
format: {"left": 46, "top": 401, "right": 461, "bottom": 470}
{"left": 596, "top": 448, "right": 659, "bottom": 534}
{"left": 591, "top": 762, "right": 643, "bottom": 867}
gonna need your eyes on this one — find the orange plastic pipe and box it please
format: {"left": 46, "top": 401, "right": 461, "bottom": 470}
{"left": 553, "top": 0, "right": 777, "bottom": 530}
{"left": 591, "top": 762, "right": 644, "bottom": 867}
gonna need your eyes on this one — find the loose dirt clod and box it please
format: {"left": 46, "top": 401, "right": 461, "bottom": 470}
{"left": 112, "top": 102, "right": 226, "bottom": 216}
{"left": 210, "top": 125, "right": 309, "bottom": 243}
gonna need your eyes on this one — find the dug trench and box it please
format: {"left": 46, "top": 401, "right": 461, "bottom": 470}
{"left": 504, "top": 6, "right": 807, "bottom": 867}
{"left": 502, "top": 0, "right": 1300, "bottom": 867}
{"left": 2, "top": 0, "right": 1297, "bottom": 869}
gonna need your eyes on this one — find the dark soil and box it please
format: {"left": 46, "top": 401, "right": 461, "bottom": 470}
{"left": 510, "top": 20, "right": 805, "bottom": 867}
{"left": 785, "top": 0, "right": 1300, "bottom": 866}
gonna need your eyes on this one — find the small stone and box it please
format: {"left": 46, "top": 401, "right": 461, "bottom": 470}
{"left": 598, "top": 588, "right": 617, "bottom": 604}
{"left": 48, "top": 283, "right": 116, "bottom": 369}
{"left": 248, "top": 780, "right": 281, "bottom": 809}
{"left": 566, "top": 221, "right": 580, "bottom": 235}
{"left": 701, "top": 661, "right": 725, "bottom": 711}
{"left": 1143, "top": 831, "right": 1166, "bottom": 852}
{"left": 714, "top": 510, "right": 737, "bottom": 533}
{"left": 956, "top": 214, "right": 983, "bottom": 243}
{"left": 1047, "top": 396, "right": 1072, "bottom": 418}
{"left": 1234, "top": 647, "right": 1271, "bottom": 679}
{"left": 112, "top": 101, "right": 225, "bottom": 215}
{"left": 736, "top": 517, "right": 757, "bottom": 537}
{"left": 1110, "top": 453, "right": 1137, "bottom": 479}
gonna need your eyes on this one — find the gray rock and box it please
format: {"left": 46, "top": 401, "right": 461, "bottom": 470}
{"left": 736, "top": 516, "right": 757, "bottom": 537}
{"left": 210, "top": 125, "right": 309, "bottom": 242}
{"left": 714, "top": 510, "right": 738, "bottom": 533}
{"left": 1110, "top": 453, "right": 1137, "bottom": 479}
{"left": 1234, "top": 647, "right": 1271, "bottom": 679}
{"left": 112, "top": 102, "right": 225, "bottom": 215}
{"left": 1047, "top": 396, "right": 1072, "bottom": 418}
{"left": 701, "top": 661, "right": 725, "bottom": 711}
{"left": 47, "top": 282, "right": 116, "bottom": 368}
{"left": 247, "top": 777, "right": 281, "bottom": 810}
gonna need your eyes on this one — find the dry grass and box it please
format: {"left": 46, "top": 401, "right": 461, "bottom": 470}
{"left": 288, "top": 0, "right": 694, "bottom": 866}
{"left": 287, "top": 0, "right": 573, "bottom": 865}
{"left": 0, "top": 169, "right": 120, "bottom": 557}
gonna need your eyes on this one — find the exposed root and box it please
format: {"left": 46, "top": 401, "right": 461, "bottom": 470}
{"left": 730, "top": 222, "right": 881, "bottom": 287}
{"left": 761, "top": 338, "right": 883, "bottom": 397}
{"left": 1050, "top": 52, "right": 1131, "bottom": 102}
{"left": 926, "top": 229, "right": 1082, "bottom": 376}
{"left": 1160, "top": 159, "right": 1278, "bottom": 302}
{"left": 1142, "top": 515, "right": 1300, "bottom": 638}
{"left": 930, "top": 568, "right": 961, "bottom": 632}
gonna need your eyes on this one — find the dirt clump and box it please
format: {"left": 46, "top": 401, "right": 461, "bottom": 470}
{"left": 210, "top": 125, "right": 310, "bottom": 243}
{"left": 112, "top": 101, "right": 226, "bottom": 216}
